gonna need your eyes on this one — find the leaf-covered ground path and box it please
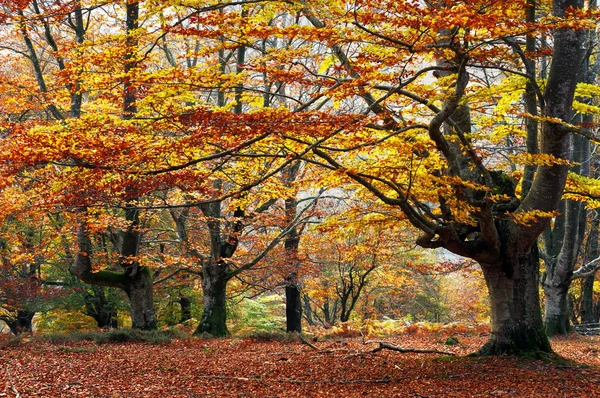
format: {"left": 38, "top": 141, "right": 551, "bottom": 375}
{"left": 1, "top": 334, "right": 599, "bottom": 397}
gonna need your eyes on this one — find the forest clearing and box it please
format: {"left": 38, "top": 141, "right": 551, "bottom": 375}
{"left": 1, "top": 330, "right": 599, "bottom": 397}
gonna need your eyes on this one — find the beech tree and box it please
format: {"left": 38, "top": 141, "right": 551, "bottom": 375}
{"left": 0, "top": 0, "right": 596, "bottom": 355}
{"left": 0, "top": 0, "right": 303, "bottom": 331}
{"left": 280, "top": 0, "right": 590, "bottom": 355}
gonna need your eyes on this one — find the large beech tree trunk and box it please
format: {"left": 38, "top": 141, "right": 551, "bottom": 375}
{"left": 195, "top": 261, "right": 229, "bottom": 336}
{"left": 479, "top": 243, "right": 551, "bottom": 355}
{"left": 71, "top": 208, "right": 157, "bottom": 331}
{"left": 126, "top": 268, "right": 156, "bottom": 330}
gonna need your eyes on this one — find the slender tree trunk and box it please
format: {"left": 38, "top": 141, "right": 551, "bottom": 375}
{"left": 286, "top": 279, "right": 302, "bottom": 332}
{"left": 581, "top": 275, "right": 597, "bottom": 324}
{"left": 282, "top": 163, "right": 303, "bottom": 333}
{"left": 478, "top": 242, "right": 551, "bottom": 355}
{"left": 302, "top": 294, "right": 315, "bottom": 326}
{"left": 84, "top": 286, "right": 118, "bottom": 328}
{"left": 323, "top": 301, "right": 332, "bottom": 326}
{"left": 581, "top": 216, "right": 598, "bottom": 324}
{"left": 179, "top": 295, "right": 192, "bottom": 324}
{"left": 284, "top": 202, "right": 302, "bottom": 332}
{"left": 542, "top": 132, "right": 588, "bottom": 336}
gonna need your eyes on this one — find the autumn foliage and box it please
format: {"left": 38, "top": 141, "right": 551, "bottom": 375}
{"left": 0, "top": 0, "right": 599, "bottom": 368}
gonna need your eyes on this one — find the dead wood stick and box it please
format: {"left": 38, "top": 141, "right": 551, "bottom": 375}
{"left": 361, "top": 331, "right": 455, "bottom": 356}
{"left": 3, "top": 361, "right": 20, "bottom": 398}
{"left": 298, "top": 334, "right": 319, "bottom": 351}
{"left": 371, "top": 342, "right": 455, "bottom": 356}
{"left": 196, "top": 374, "right": 405, "bottom": 384}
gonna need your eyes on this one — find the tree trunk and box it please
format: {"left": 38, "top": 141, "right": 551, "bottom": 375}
{"left": 84, "top": 286, "right": 118, "bottom": 328}
{"left": 302, "top": 294, "right": 315, "bottom": 326}
{"left": 286, "top": 282, "right": 302, "bottom": 332}
{"left": 179, "top": 295, "right": 192, "bottom": 324}
{"left": 581, "top": 275, "right": 597, "bottom": 324}
{"left": 478, "top": 243, "right": 551, "bottom": 355}
{"left": 194, "top": 261, "right": 229, "bottom": 336}
{"left": 581, "top": 207, "right": 599, "bottom": 324}
{"left": 544, "top": 284, "right": 570, "bottom": 335}
{"left": 126, "top": 267, "right": 157, "bottom": 330}
{"left": 6, "top": 310, "right": 35, "bottom": 335}
{"left": 282, "top": 168, "right": 303, "bottom": 333}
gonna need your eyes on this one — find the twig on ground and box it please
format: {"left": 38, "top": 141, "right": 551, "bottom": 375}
{"left": 195, "top": 374, "right": 405, "bottom": 384}
{"left": 361, "top": 331, "right": 456, "bottom": 356}
{"left": 298, "top": 334, "right": 319, "bottom": 351}
{"left": 3, "top": 360, "right": 20, "bottom": 398}
{"left": 370, "top": 341, "right": 456, "bottom": 356}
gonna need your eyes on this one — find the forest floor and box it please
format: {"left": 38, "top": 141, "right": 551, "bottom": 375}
{"left": 1, "top": 332, "right": 599, "bottom": 397}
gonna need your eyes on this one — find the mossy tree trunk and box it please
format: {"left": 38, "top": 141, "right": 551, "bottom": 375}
{"left": 71, "top": 206, "right": 157, "bottom": 330}
{"left": 83, "top": 286, "right": 118, "bottom": 328}
{"left": 195, "top": 261, "right": 229, "bottom": 336}
{"left": 191, "top": 201, "right": 243, "bottom": 337}
{"left": 125, "top": 267, "right": 156, "bottom": 330}
{"left": 479, "top": 242, "right": 551, "bottom": 355}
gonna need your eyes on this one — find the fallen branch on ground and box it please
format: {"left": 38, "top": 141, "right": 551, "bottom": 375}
{"left": 196, "top": 374, "right": 406, "bottom": 384}
{"left": 361, "top": 332, "right": 456, "bottom": 356}
{"left": 370, "top": 341, "right": 456, "bottom": 356}
{"left": 3, "top": 360, "right": 20, "bottom": 398}
{"left": 298, "top": 334, "right": 319, "bottom": 351}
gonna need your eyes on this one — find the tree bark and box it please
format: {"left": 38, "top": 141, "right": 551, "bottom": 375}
{"left": 83, "top": 286, "right": 118, "bottom": 328}
{"left": 541, "top": 15, "right": 593, "bottom": 333}
{"left": 580, "top": 275, "right": 597, "bottom": 324}
{"left": 581, "top": 216, "right": 599, "bottom": 324}
{"left": 71, "top": 209, "right": 157, "bottom": 330}
{"left": 125, "top": 267, "right": 156, "bottom": 330}
{"left": 544, "top": 285, "right": 570, "bottom": 335}
{"left": 303, "top": 294, "right": 315, "bottom": 326}
{"left": 478, "top": 242, "right": 551, "bottom": 355}
{"left": 286, "top": 281, "right": 302, "bottom": 333}
{"left": 195, "top": 261, "right": 229, "bottom": 336}
{"left": 284, "top": 190, "right": 303, "bottom": 333}
{"left": 179, "top": 295, "right": 192, "bottom": 324}
{"left": 6, "top": 310, "right": 35, "bottom": 335}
